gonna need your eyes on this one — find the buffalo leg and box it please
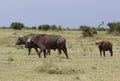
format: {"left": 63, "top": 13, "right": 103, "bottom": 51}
{"left": 109, "top": 49, "right": 113, "bottom": 56}
{"left": 58, "top": 49, "right": 62, "bottom": 55}
{"left": 103, "top": 51, "right": 105, "bottom": 57}
{"left": 100, "top": 50, "right": 102, "bottom": 56}
{"left": 43, "top": 49, "right": 46, "bottom": 58}
{"left": 34, "top": 48, "right": 39, "bottom": 55}
{"left": 38, "top": 49, "right": 43, "bottom": 58}
{"left": 47, "top": 49, "right": 51, "bottom": 55}
{"left": 62, "top": 46, "right": 69, "bottom": 59}
{"left": 38, "top": 46, "right": 46, "bottom": 58}
{"left": 28, "top": 48, "right": 31, "bottom": 55}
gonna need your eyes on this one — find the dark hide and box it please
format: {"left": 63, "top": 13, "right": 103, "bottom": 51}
{"left": 26, "top": 34, "right": 69, "bottom": 59}
{"left": 96, "top": 41, "right": 113, "bottom": 57}
{"left": 15, "top": 34, "right": 39, "bottom": 55}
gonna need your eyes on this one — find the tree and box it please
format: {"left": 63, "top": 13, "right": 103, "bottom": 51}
{"left": 38, "top": 24, "right": 64, "bottom": 31}
{"left": 51, "top": 25, "right": 58, "bottom": 30}
{"left": 80, "top": 26, "right": 92, "bottom": 37}
{"left": 10, "top": 22, "right": 24, "bottom": 30}
{"left": 31, "top": 26, "right": 37, "bottom": 29}
{"left": 108, "top": 22, "right": 120, "bottom": 33}
{"left": 58, "top": 25, "right": 62, "bottom": 30}
{"left": 38, "top": 24, "right": 51, "bottom": 31}
{"left": 80, "top": 25, "right": 98, "bottom": 37}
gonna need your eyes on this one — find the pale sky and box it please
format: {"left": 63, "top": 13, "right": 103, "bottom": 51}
{"left": 0, "top": 0, "right": 120, "bottom": 28}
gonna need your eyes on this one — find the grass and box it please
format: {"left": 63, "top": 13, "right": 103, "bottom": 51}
{"left": 0, "top": 29, "right": 120, "bottom": 81}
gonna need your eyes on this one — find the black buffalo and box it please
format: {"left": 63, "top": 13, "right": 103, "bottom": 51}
{"left": 15, "top": 34, "right": 40, "bottom": 55}
{"left": 96, "top": 40, "right": 113, "bottom": 57}
{"left": 15, "top": 34, "right": 60, "bottom": 56}
{"left": 25, "top": 34, "right": 69, "bottom": 59}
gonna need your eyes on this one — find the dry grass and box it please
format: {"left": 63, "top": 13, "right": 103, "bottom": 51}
{"left": 0, "top": 29, "right": 120, "bottom": 81}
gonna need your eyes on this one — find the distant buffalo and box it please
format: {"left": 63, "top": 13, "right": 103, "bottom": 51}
{"left": 15, "top": 34, "right": 51, "bottom": 56}
{"left": 25, "top": 34, "right": 69, "bottom": 59}
{"left": 96, "top": 40, "right": 113, "bottom": 57}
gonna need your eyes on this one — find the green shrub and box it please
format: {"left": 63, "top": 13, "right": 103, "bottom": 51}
{"left": 80, "top": 26, "right": 97, "bottom": 37}
{"left": 108, "top": 22, "right": 120, "bottom": 35}
{"left": 10, "top": 22, "right": 25, "bottom": 30}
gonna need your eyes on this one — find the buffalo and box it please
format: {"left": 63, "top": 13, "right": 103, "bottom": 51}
{"left": 25, "top": 34, "right": 69, "bottom": 59}
{"left": 15, "top": 34, "right": 51, "bottom": 55}
{"left": 96, "top": 40, "right": 113, "bottom": 57}
{"left": 15, "top": 34, "right": 39, "bottom": 55}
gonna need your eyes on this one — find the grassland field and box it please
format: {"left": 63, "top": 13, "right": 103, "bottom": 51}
{"left": 0, "top": 29, "right": 120, "bottom": 81}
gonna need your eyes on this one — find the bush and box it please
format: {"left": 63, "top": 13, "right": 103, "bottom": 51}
{"left": 108, "top": 22, "right": 120, "bottom": 34}
{"left": 10, "top": 22, "right": 25, "bottom": 30}
{"left": 38, "top": 24, "right": 63, "bottom": 31}
{"left": 38, "top": 24, "right": 51, "bottom": 31}
{"left": 80, "top": 26, "right": 97, "bottom": 37}
{"left": 31, "top": 26, "right": 37, "bottom": 29}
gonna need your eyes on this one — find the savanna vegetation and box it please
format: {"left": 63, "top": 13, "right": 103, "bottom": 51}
{"left": 2, "top": 21, "right": 120, "bottom": 35}
{"left": 0, "top": 25, "right": 120, "bottom": 81}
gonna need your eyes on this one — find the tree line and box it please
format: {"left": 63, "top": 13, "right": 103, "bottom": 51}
{"left": 0, "top": 22, "right": 65, "bottom": 31}
{"left": 1, "top": 21, "right": 120, "bottom": 34}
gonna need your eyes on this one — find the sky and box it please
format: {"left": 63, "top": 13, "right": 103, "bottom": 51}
{"left": 0, "top": 0, "right": 120, "bottom": 28}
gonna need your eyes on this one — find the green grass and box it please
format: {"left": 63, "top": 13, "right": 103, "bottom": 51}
{"left": 0, "top": 29, "right": 120, "bottom": 81}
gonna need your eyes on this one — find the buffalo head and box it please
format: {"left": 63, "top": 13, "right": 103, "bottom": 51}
{"left": 15, "top": 37, "right": 25, "bottom": 45}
